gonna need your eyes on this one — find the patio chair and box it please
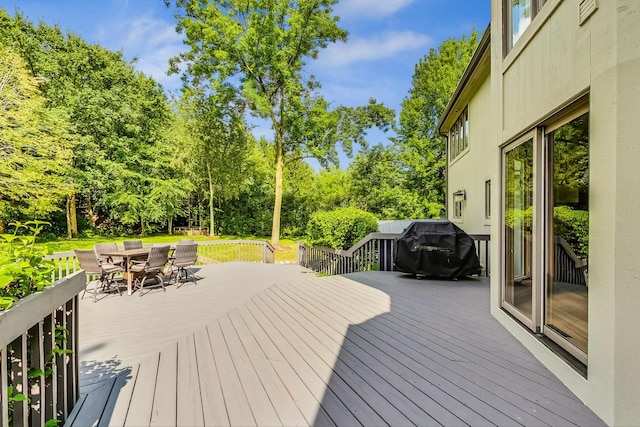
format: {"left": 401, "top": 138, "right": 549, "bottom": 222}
{"left": 74, "top": 249, "right": 125, "bottom": 303}
{"left": 130, "top": 245, "right": 171, "bottom": 296}
{"left": 123, "top": 239, "right": 143, "bottom": 250}
{"left": 178, "top": 238, "right": 195, "bottom": 245}
{"left": 168, "top": 243, "right": 199, "bottom": 288}
{"left": 94, "top": 242, "right": 124, "bottom": 267}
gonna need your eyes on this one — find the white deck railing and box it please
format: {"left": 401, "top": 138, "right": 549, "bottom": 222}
{"left": 46, "top": 240, "right": 276, "bottom": 278}
{"left": 0, "top": 271, "right": 85, "bottom": 427}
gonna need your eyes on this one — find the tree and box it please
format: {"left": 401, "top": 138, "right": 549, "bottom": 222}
{"left": 0, "top": 42, "right": 74, "bottom": 232}
{"left": 347, "top": 144, "right": 425, "bottom": 219}
{"left": 395, "top": 30, "right": 480, "bottom": 218}
{"left": 307, "top": 168, "right": 350, "bottom": 212}
{"left": 168, "top": 0, "right": 393, "bottom": 244}
{"left": 175, "top": 88, "right": 254, "bottom": 236}
{"left": 1, "top": 11, "right": 177, "bottom": 236}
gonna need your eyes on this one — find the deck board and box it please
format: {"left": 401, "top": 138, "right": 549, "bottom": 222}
{"left": 124, "top": 352, "right": 159, "bottom": 427}
{"left": 207, "top": 321, "right": 256, "bottom": 427}
{"left": 263, "top": 287, "right": 413, "bottom": 426}
{"left": 177, "top": 334, "right": 205, "bottom": 426}
{"left": 151, "top": 342, "right": 177, "bottom": 426}
{"left": 217, "top": 314, "right": 281, "bottom": 426}
{"left": 68, "top": 264, "right": 606, "bottom": 427}
{"left": 228, "top": 309, "right": 308, "bottom": 426}
{"left": 101, "top": 364, "right": 138, "bottom": 427}
{"left": 193, "top": 328, "right": 229, "bottom": 427}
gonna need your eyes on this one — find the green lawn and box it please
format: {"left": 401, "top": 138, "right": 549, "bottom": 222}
{"left": 43, "top": 235, "right": 300, "bottom": 263}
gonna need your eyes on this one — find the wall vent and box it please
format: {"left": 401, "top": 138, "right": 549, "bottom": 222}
{"left": 579, "top": 0, "right": 598, "bottom": 25}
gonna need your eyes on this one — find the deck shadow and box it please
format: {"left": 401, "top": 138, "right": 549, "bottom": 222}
{"left": 312, "top": 272, "right": 605, "bottom": 427}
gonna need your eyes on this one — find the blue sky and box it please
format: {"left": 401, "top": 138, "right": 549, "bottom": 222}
{"left": 1, "top": 0, "right": 490, "bottom": 166}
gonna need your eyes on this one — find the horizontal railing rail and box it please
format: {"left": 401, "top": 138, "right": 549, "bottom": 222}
{"left": 1, "top": 271, "right": 85, "bottom": 427}
{"left": 299, "top": 233, "right": 491, "bottom": 277}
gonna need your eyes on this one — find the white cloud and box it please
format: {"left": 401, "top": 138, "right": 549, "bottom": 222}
{"left": 335, "top": 0, "right": 417, "bottom": 20}
{"left": 122, "top": 16, "right": 182, "bottom": 50}
{"left": 96, "top": 15, "right": 183, "bottom": 90}
{"left": 317, "top": 31, "right": 432, "bottom": 67}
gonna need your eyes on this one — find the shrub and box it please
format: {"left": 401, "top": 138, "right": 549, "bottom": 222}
{"left": 307, "top": 207, "right": 378, "bottom": 250}
{"left": 0, "top": 221, "right": 54, "bottom": 310}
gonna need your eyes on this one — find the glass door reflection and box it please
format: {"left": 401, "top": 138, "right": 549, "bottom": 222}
{"left": 546, "top": 112, "right": 589, "bottom": 362}
{"left": 504, "top": 138, "right": 535, "bottom": 325}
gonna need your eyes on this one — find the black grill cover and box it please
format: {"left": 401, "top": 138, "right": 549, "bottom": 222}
{"left": 394, "top": 220, "right": 481, "bottom": 278}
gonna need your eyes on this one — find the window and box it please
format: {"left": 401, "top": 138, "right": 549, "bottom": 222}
{"left": 453, "top": 191, "right": 465, "bottom": 220}
{"left": 485, "top": 180, "right": 491, "bottom": 219}
{"left": 449, "top": 107, "right": 469, "bottom": 161}
{"left": 504, "top": 0, "right": 547, "bottom": 51}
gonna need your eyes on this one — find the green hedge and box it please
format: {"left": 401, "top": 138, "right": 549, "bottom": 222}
{"left": 307, "top": 207, "right": 378, "bottom": 250}
{"left": 554, "top": 206, "right": 589, "bottom": 259}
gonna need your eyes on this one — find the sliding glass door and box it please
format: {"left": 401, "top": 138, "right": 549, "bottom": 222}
{"left": 503, "top": 137, "right": 537, "bottom": 329}
{"left": 502, "top": 107, "right": 590, "bottom": 365}
{"left": 545, "top": 112, "right": 589, "bottom": 363}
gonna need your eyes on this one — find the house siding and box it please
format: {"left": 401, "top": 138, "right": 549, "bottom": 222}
{"left": 441, "top": 1, "right": 640, "bottom": 424}
{"left": 447, "top": 73, "right": 493, "bottom": 235}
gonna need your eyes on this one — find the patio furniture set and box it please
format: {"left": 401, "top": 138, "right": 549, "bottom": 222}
{"left": 74, "top": 239, "right": 199, "bottom": 302}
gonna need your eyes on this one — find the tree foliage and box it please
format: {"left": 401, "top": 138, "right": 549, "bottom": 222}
{"left": 0, "top": 41, "right": 74, "bottom": 228}
{"left": 395, "top": 30, "right": 480, "bottom": 218}
{"left": 348, "top": 144, "right": 426, "bottom": 220}
{"left": 0, "top": 10, "right": 182, "bottom": 236}
{"left": 175, "top": 88, "right": 253, "bottom": 235}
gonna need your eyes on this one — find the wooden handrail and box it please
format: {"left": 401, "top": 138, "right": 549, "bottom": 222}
{"left": 299, "top": 232, "right": 491, "bottom": 277}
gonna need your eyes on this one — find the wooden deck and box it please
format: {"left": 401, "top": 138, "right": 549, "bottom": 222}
{"left": 66, "top": 263, "right": 605, "bottom": 426}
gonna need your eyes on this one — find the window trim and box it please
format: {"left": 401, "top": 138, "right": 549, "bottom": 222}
{"left": 449, "top": 107, "right": 470, "bottom": 163}
{"left": 452, "top": 190, "right": 465, "bottom": 221}
{"left": 503, "top": 0, "right": 562, "bottom": 67}
{"left": 504, "top": 0, "right": 547, "bottom": 53}
{"left": 485, "top": 180, "right": 491, "bottom": 219}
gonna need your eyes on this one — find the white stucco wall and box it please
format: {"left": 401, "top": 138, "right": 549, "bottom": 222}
{"left": 447, "top": 73, "right": 494, "bottom": 236}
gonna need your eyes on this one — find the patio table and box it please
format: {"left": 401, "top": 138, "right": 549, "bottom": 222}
{"left": 101, "top": 248, "right": 150, "bottom": 295}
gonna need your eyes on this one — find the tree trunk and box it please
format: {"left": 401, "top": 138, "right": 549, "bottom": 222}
{"left": 66, "top": 196, "right": 73, "bottom": 239}
{"left": 140, "top": 216, "right": 145, "bottom": 237}
{"left": 168, "top": 218, "right": 173, "bottom": 235}
{"left": 66, "top": 193, "right": 78, "bottom": 239}
{"left": 70, "top": 193, "right": 78, "bottom": 237}
{"left": 207, "top": 161, "right": 215, "bottom": 237}
{"left": 271, "top": 136, "right": 284, "bottom": 245}
{"left": 0, "top": 219, "right": 4, "bottom": 234}
{"left": 87, "top": 197, "right": 97, "bottom": 227}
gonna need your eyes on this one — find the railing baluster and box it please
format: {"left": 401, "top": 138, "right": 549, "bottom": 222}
{"left": 1, "top": 345, "right": 8, "bottom": 427}
{"left": 16, "top": 333, "right": 29, "bottom": 427}
{"left": 29, "top": 322, "right": 44, "bottom": 427}
{"left": 43, "top": 313, "right": 55, "bottom": 423}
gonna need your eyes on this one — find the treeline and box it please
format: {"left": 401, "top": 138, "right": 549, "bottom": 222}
{"left": 0, "top": 6, "right": 479, "bottom": 241}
